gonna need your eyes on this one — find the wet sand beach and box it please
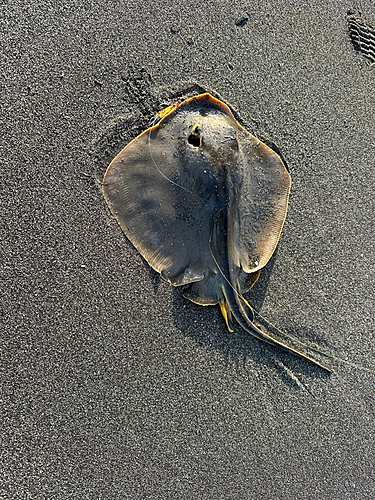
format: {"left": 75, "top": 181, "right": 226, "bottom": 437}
{"left": 1, "top": 1, "right": 375, "bottom": 498}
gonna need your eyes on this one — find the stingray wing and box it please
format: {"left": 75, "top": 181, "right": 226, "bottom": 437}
{"left": 103, "top": 93, "right": 290, "bottom": 300}
{"left": 103, "top": 114, "right": 214, "bottom": 287}
{"left": 235, "top": 136, "right": 291, "bottom": 273}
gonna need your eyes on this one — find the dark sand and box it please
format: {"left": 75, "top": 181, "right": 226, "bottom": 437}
{"left": 2, "top": 1, "right": 375, "bottom": 499}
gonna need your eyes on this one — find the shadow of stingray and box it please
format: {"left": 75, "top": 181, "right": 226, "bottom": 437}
{"left": 101, "top": 221, "right": 330, "bottom": 382}
{"left": 171, "top": 281, "right": 330, "bottom": 382}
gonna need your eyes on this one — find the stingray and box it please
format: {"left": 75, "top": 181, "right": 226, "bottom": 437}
{"left": 102, "top": 93, "right": 330, "bottom": 371}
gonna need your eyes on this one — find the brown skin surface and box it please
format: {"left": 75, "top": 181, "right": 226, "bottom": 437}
{"left": 103, "top": 94, "right": 329, "bottom": 371}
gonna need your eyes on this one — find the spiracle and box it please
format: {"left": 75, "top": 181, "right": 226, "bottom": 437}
{"left": 347, "top": 11, "right": 375, "bottom": 66}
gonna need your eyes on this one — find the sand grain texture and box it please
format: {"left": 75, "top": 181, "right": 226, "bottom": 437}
{"left": 1, "top": 1, "right": 374, "bottom": 499}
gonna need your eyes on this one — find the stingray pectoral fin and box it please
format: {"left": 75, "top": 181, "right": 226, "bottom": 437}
{"left": 238, "top": 138, "right": 291, "bottom": 274}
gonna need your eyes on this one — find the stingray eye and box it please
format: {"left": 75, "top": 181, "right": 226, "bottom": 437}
{"left": 187, "top": 125, "right": 201, "bottom": 148}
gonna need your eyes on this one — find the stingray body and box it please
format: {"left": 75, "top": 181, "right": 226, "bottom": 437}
{"left": 103, "top": 93, "right": 328, "bottom": 370}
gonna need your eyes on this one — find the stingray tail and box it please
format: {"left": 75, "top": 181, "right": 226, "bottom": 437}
{"left": 221, "top": 282, "right": 331, "bottom": 372}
